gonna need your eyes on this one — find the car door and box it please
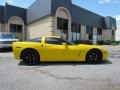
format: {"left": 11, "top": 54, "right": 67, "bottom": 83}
{"left": 66, "top": 45, "right": 82, "bottom": 60}
{"left": 57, "top": 38, "right": 81, "bottom": 61}
{"left": 41, "top": 37, "right": 67, "bottom": 61}
{"left": 56, "top": 39, "right": 80, "bottom": 61}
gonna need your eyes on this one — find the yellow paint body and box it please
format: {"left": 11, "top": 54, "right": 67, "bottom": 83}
{"left": 12, "top": 36, "right": 108, "bottom": 62}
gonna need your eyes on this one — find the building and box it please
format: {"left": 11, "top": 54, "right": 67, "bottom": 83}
{"left": 0, "top": 0, "right": 117, "bottom": 44}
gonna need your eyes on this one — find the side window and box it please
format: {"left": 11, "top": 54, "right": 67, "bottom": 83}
{"left": 45, "top": 37, "right": 73, "bottom": 45}
{"left": 29, "top": 38, "right": 41, "bottom": 43}
{"left": 45, "top": 38, "right": 63, "bottom": 45}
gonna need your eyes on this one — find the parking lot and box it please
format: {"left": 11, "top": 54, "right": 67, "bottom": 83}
{"left": 0, "top": 46, "right": 120, "bottom": 90}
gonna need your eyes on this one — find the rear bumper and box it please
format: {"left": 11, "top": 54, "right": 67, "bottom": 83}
{"left": 12, "top": 46, "right": 22, "bottom": 60}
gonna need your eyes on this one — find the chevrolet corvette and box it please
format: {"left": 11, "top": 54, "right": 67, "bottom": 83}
{"left": 12, "top": 36, "right": 108, "bottom": 65}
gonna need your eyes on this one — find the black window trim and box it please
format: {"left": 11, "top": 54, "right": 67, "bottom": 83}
{"left": 45, "top": 37, "right": 74, "bottom": 45}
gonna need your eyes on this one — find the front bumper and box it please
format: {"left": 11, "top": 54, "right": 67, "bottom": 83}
{"left": 0, "top": 44, "right": 12, "bottom": 48}
{"left": 103, "top": 51, "right": 108, "bottom": 61}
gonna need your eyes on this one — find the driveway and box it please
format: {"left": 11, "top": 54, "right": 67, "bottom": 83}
{"left": 0, "top": 45, "right": 120, "bottom": 90}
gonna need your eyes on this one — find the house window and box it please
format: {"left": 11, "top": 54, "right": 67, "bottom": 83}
{"left": 97, "top": 28, "right": 102, "bottom": 35}
{"left": 72, "top": 23, "right": 77, "bottom": 32}
{"left": 89, "top": 34, "right": 93, "bottom": 40}
{"left": 71, "top": 23, "right": 81, "bottom": 41}
{"left": 112, "top": 30, "right": 114, "bottom": 36}
{"left": 97, "top": 28, "right": 102, "bottom": 41}
{"left": 17, "top": 25, "right": 22, "bottom": 33}
{"left": 86, "top": 26, "right": 93, "bottom": 34}
{"left": 86, "top": 26, "right": 93, "bottom": 40}
{"left": 79, "top": 24, "right": 81, "bottom": 33}
{"left": 63, "top": 19, "right": 68, "bottom": 30}
{"left": 57, "top": 18, "right": 62, "bottom": 30}
{"left": 71, "top": 23, "right": 80, "bottom": 33}
{"left": 57, "top": 17, "right": 68, "bottom": 31}
{"left": 10, "top": 24, "right": 22, "bottom": 33}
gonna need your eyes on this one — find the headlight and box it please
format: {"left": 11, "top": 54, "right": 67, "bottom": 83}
{"left": 0, "top": 41, "right": 3, "bottom": 44}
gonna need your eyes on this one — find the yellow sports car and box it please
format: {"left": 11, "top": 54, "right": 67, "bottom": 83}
{"left": 12, "top": 36, "right": 108, "bottom": 65}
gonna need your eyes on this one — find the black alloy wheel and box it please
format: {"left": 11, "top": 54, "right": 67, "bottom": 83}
{"left": 22, "top": 49, "right": 40, "bottom": 65}
{"left": 86, "top": 50, "right": 102, "bottom": 64}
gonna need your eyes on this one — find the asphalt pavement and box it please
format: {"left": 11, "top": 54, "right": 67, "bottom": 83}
{"left": 0, "top": 45, "right": 120, "bottom": 90}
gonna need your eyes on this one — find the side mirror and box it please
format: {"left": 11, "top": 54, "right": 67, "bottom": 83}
{"left": 62, "top": 43, "right": 68, "bottom": 48}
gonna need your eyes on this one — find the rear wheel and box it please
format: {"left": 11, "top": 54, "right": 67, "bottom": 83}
{"left": 86, "top": 49, "right": 102, "bottom": 64}
{"left": 21, "top": 49, "right": 40, "bottom": 65}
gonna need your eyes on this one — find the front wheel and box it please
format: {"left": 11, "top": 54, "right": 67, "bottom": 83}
{"left": 86, "top": 50, "right": 102, "bottom": 64}
{"left": 21, "top": 49, "right": 40, "bottom": 65}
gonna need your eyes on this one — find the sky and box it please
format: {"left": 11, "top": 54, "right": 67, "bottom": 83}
{"left": 0, "top": 0, "right": 120, "bottom": 40}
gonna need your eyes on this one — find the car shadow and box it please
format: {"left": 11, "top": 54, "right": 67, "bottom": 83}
{"left": 19, "top": 60, "right": 112, "bottom": 66}
{"left": 0, "top": 48, "right": 12, "bottom": 53}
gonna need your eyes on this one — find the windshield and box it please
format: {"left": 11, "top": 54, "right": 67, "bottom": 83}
{"left": 0, "top": 33, "right": 15, "bottom": 39}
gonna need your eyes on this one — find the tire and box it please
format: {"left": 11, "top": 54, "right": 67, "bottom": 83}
{"left": 21, "top": 49, "right": 40, "bottom": 65}
{"left": 0, "top": 48, "right": 3, "bottom": 52}
{"left": 86, "top": 49, "right": 102, "bottom": 64}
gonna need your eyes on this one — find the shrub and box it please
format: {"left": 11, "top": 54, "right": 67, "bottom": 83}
{"left": 110, "top": 41, "right": 120, "bottom": 45}
{"left": 97, "top": 40, "right": 111, "bottom": 45}
{"left": 73, "top": 40, "right": 120, "bottom": 45}
{"left": 97, "top": 40, "right": 120, "bottom": 45}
